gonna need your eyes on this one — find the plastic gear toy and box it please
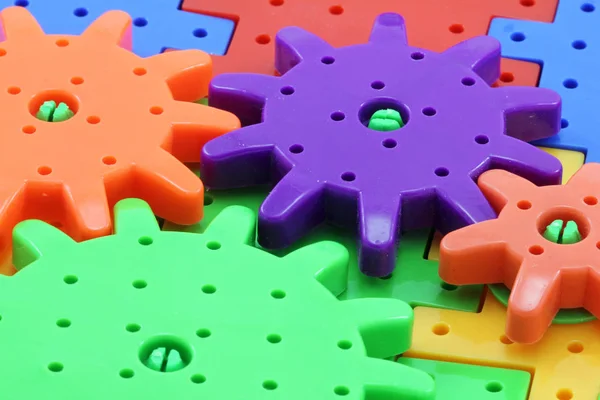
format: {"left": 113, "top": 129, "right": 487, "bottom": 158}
{"left": 439, "top": 163, "right": 600, "bottom": 344}
{"left": 2, "top": 198, "right": 435, "bottom": 400}
{"left": 201, "top": 12, "right": 563, "bottom": 277}
{"left": 0, "top": 7, "right": 240, "bottom": 271}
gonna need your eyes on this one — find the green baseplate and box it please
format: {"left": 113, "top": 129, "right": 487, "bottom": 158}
{"left": 7, "top": 198, "right": 438, "bottom": 399}
{"left": 397, "top": 358, "right": 530, "bottom": 400}
{"left": 164, "top": 166, "right": 484, "bottom": 312}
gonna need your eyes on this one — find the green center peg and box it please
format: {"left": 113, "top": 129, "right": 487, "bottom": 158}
{"left": 36, "top": 100, "right": 74, "bottom": 122}
{"left": 144, "top": 347, "right": 185, "bottom": 372}
{"left": 368, "top": 109, "right": 404, "bottom": 131}
{"left": 543, "top": 219, "right": 581, "bottom": 244}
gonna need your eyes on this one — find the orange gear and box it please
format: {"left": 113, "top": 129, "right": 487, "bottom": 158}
{"left": 439, "top": 163, "right": 600, "bottom": 344}
{"left": 0, "top": 7, "right": 240, "bottom": 274}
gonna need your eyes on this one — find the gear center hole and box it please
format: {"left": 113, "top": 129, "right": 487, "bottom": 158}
{"left": 29, "top": 90, "right": 79, "bottom": 122}
{"left": 139, "top": 335, "right": 193, "bottom": 373}
{"left": 537, "top": 207, "right": 590, "bottom": 245}
{"left": 359, "top": 98, "right": 409, "bottom": 132}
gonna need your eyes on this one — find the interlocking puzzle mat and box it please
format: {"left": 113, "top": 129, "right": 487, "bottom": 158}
{"left": 1, "top": 0, "right": 599, "bottom": 399}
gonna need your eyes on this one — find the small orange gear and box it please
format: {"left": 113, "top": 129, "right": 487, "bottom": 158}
{"left": 0, "top": 7, "right": 240, "bottom": 274}
{"left": 439, "top": 164, "right": 600, "bottom": 344}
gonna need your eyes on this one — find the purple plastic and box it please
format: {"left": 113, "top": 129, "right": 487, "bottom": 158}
{"left": 202, "top": 13, "right": 563, "bottom": 277}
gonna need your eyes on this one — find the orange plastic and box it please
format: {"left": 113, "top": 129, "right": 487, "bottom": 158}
{"left": 182, "top": 0, "right": 549, "bottom": 87}
{"left": 439, "top": 164, "right": 600, "bottom": 344}
{"left": 0, "top": 7, "right": 240, "bottom": 274}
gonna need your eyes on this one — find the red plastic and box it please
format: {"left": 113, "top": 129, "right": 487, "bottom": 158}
{"left": 182, "top": 0, "right": 555, "bottom": 86}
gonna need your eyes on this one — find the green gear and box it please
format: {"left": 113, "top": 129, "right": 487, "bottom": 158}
{"left": 5, "top": 199, "right": 434, "bottom": 400}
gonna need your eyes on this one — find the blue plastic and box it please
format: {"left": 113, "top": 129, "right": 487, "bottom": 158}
{"left": 488, "top": 0, "right": 600, "bottom": 162}
{"left": 5, "top": 0, "right": 234, "bottom": 57}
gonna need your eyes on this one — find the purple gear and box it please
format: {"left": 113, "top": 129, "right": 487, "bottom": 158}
{"left": 202, "top": 13, "right": 563, "bottom": 277}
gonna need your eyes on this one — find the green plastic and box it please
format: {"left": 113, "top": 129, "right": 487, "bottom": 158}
{"left": 35, "top": 100, "right": 74, "bottom": 122}
{"left": 562, "top": 220, "right": 581, "bottom": 244}
{"left": 6, "top": 199, "right": 434, "bottom": 399}
{"left": 164, "top": 165, "right": 484, "bottom": 312}
{"left": 489, "top": 284, "right": 595, "bottom": 324}
{"left": 543, "top": 219, "right": 562, "bottom": 243}
{"left": 144, "top": 347, "right": 185, "bottom": 372}
{"left": 368, "top": 108, "right": 404, "bottom": 131}
{"left": 543, "top": 219, "right": 581, "bottom": 244}
{"left": 397, "top": 358, "right": 531, "bottom": 400}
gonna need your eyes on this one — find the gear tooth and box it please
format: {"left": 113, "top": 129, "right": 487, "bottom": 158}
{"left": 363, "top": 358, "right": 436, "bottom": 400}
{"left": 130, "top": 149, "right": 204, "bottom": 224}
{"left": 442, "top": 36, "right": 501, "bottom": 85}
{"left": 368, "top": 13, "right": 408, "bottom": 45}
{"left": 358, "top": 193, "right": 402, "bottom": 277}
{"left": 61, "top": 181, "right": 112, "bottom": 241}
{"left": 340, "top": 298, "right": 414, "bottom": 357}
{"left": 283, "top": 240, "right": 349, "bottom": 296}
{"left": 275, "top": 26, "right": 335, "bottom": 74}
{"left": 113, "top": 199, "right": 160, "bottom": 236}
{"left": 201, "top": 123, "right": 273, "bottom": 188}
{"left": 81, "top": 10, "right": 132, "bottom": 48}
{"left": 12, "top": 220, "right": 75, "bottom": 270}
{"left": 209, "top": 73, "right": 279, "bottom": 125}
{"left": 565, "top": 162, "right": 600, "bottom": 188}
{"left": 0, "top": 6, "right": 45, "bottom": 40}
{"left": 203, "top": 206, "right": 256, "bottom": 245}
{"left": 146, "top": 50, "right": 213, "bottom": 102}
{"left": 495, "top": 86, "right": 562, "bottom": 141}
{"left": 169, "top": 101, "right": 240, "bottom": 162}
{"left": 258, "top": 171, "right": 325, "bottom": 249}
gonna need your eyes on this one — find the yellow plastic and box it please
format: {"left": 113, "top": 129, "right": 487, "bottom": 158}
{"left": 407, "top": 292, "right": 600, "bottom": 400}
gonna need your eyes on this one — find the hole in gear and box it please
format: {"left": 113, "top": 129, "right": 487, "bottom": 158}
{"left": 537, "top": 207, "right": 590, "bottom": 244}
{"left": 359, "top": 98, "right": 409, "bottom": 129}
{"left": 29, "top": 90, "right": 79, "bottom": 121}
{"left": 139, "top": 335, "right": 193, "bottom": 373}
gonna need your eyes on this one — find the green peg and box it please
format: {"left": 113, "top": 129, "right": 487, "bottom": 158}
{"left": 36, "top": 100, "right": 74, "bottom": 122}
{"left": 145, "top": 347, "right": 167, "bottom": 372}
{"left": 164, "top": 349, "right": 185, "bottom": 372}
{"left": 144, "top": 347, "right": 185, "bottom": 372}
{"left": 543, "top": 219, "right": 581, "bottom": 244}
{"left": 543, "top": 219, "right": 563, "bottom": 243}
{"left": 562, "top": 220, "right": 582, "bottom": 244}
{"left": 368, "top": 108, "right": 404, "bottom": 131}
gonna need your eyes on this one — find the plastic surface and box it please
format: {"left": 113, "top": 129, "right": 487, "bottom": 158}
{"left": 397, "top": 357, "right": 531, "bottom": 400}
{"left": 407, "top": 292, "right": 600, "bottom": 400}
{"left": 202, "top": 13, "right": 563, "bottom": 277}
{"left": 164, "top": 166, "right": 484, "bottom": 312}
{"left": 488, "top": 0, "right": 600, "bottom": 161}
{"left": 0, "top": 7, "right": 240, "bottom": 274}
{"left": 488, "top": 283, "right": 595, "bottom": 325}
{"left": 182, "top": 0, "right": 551, "bottom": 88}
{"left": 4, "top": 0, "right": 234, "bottom": 56}
{"left": 439, "top": 163, "right": 600, "bottom": 344}
{"left": 430, "top": 148, "right": 591, "bottom": 324}
{"left": 4, "top": 198, "right": 435, "bottom": 399}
